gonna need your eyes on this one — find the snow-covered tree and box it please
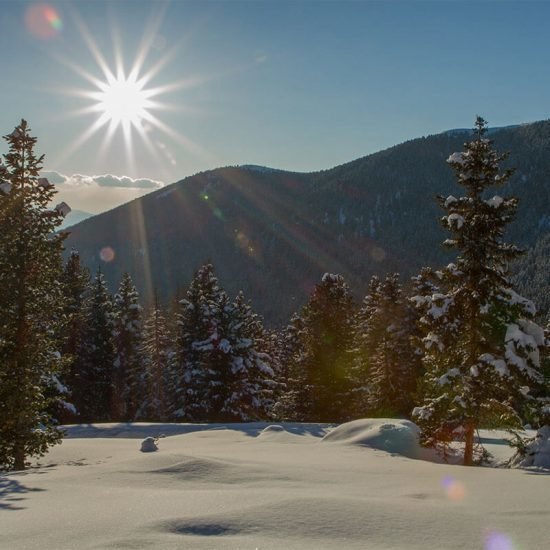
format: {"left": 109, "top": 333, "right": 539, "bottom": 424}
{"left": 271, "top": 313, "right": 310, "bottom": 421}
{"left": 354, "top": 274, "right": 420, "bottom": 417}
{"left": 170, "top": 264, "right": 275, "bottom": 422}
{"left": 214, "top": 291, "right": 275, "bottom": 421}
{"left": 112, "top": 273, "right": 144, "bottom": 421}
{"left": 139, "top": 295, "right": 171, "bottom": 421}
{"left": 412, "top": 117, "right": 547, "bottom": 465}
{"left": 169, "top": 263, "right": 225, "bottom": 420}
{"left": 76, "top": 269, "right": 114, "bottom": 422}
{"left": 0, "top": 120, "right": 68, "bottom": 470}
{"left": 283, "top": 273, "right": 356, "bottom": 422}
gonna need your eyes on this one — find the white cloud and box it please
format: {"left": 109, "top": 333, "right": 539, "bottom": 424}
{"left": 41, "top": 170, "right": 165, "bottom": 214}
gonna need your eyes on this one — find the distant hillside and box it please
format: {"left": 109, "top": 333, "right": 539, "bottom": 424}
{"left": 60, "top": 209, "right": 94, "bottom": 229}
{"left": 65, "top": 121, "right": 550, "bottom": 325}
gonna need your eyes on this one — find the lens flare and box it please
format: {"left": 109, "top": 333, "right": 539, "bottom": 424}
{"left": 99, "top": 246, "right": 115, "bottom": 262}
{"left": 484, "top": 531, "right": 515, "bottom": 550}
{"left": 25, "top": 4, "right": 63, "bottom": 39}
{"left": 441, "top": 476, "right": 466, "bottom": 501}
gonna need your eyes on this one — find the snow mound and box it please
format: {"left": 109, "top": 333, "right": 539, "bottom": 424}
{"left": 322, "top": 418, "right": 422, "bottom": 459}
{"left": 507, "top": 426, "right": 550, "bottom": 470}
{"left": 140, "top": 437, "right": 158, "bottom": 452}
{"left": 257, "top": 424, "right": 302, "bottom": 442}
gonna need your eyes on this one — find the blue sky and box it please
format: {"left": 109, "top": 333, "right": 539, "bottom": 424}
{"left": 1, "top": 0, "right": 549, "bottom": 212}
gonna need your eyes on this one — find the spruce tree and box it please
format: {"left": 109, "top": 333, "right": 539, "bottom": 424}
{"left": 140, "top": 295, "right": 171, "bottom": 421}
{"left": 57, "top": 249, "right": 90, "bottom": 423}
{"left": 286, "top": 273, "right": 356, "bottom": 422}
{"left": 112, "top": 273, "right": 144, "bottom": 421}
{"left": 77, "top": 269, "right": 114, "bottom": 422}
{"left": 215, "top": 291, "right": 275, "bottom": 421}
{"left": 412, "top": 117, "right": 547, "bottom": 465}
{"left": 355, "top": 274, "right": 419, "bottom": 417}
{"left": 0, "top": 120, "right": 68, "bottom": 470}
{"left": 170, "top": 263, "right": 225, "bottom": 420}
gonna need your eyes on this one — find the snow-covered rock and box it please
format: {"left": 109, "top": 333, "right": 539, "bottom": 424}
{"left": 140, "top": 436, "right": 158, "bottom": 452}
{"left": 0, "top": 182, "right": 12, "bottom": 195}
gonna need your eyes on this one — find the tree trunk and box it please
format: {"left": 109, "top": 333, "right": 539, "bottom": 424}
{"left": 463, "top": 422, "right": 475, "bottom": 466}
{"left": 14, "top": 444, "right": 26, "bottom": 471}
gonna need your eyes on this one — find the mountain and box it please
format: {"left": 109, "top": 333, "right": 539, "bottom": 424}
{"left": 65, "top": 121, "right": 550, "bottom": 325}
{"left": 60, "top": 209, "right": 94, "bottom": 229}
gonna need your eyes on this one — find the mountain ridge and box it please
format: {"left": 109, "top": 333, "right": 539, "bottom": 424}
{"left": 65, "top": 121, "right": 550, "bottom": 324}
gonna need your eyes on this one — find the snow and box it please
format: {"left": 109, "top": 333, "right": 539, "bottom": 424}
{"left": 54, "top": 201, "right": 71, "bottom": 217}
{"left": 485, "top": 195, "right": 504, "bottom": 208}
{"left": 507, "top": 426, "right": 550, "bottom": 469}
{"left": 444, "top": 195, "right": 458, "bottom": 207}
{"left": 1, "top": 421, "right": 547, "bottom": 549}
{"left": 447, "top": 152, "right": 467, "bottom": 165}
{"left": 140, "top": 436, "right": 158, "bottom": 452}
{"left": 447, "top": 213, "right": 464, "bottom": 229}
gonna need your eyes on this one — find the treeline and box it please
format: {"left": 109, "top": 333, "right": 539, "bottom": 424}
{"left": 57, "top": 258, "right": 427, "bottom": 425}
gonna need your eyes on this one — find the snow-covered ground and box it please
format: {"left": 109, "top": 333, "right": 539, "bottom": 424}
{"left": 1, "top": 420, "right": 548, "bottom": 549}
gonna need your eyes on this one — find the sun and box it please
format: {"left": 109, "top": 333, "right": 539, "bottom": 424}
{"left": 53, "top": 5, "right": 209, "bottom": 172}
{"left": 93, "top": 73, "right": 153, "bottom": 129}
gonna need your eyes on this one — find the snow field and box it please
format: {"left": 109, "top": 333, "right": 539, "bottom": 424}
{"left": 0, "top": 421, "right": 548, "bottom": 549}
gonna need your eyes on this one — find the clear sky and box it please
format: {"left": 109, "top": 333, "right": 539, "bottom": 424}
{"left": 1, "top": 0, "right": 549, "bottom": 213}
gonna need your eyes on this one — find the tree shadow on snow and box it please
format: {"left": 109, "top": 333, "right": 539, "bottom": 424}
{"left": 0, "top": 475, "right": 45, "bottom": 511}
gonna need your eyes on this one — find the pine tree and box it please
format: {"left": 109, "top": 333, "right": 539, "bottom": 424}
{"left": 215, "top": 291, "right": 275, "bottom": 421}
{"left": 351, "top": 275, "right": 381, "bottom": 416}
{"left": 170, "top": 263, "right": 225, "bottom": 420}
{"left": 272, "top": 313, "right": 309, "bottom": 420}
{"left": 77, "top": 269, "right": 114, "bottom": 422}
{"left": 412, "top": 117, "right": 547, "bottom": 465}
{"left": 0, "top": 120, "right": 69, "bottom": 470}
{"left": 57, "top": 249, "right": 90, "bottom": 423}
{"left": 354, "top": 274, "right": 419, "bottom": 417}
{"left": 112, "top": 273, "right": 144, "bottom": 421}
{"left": 140, "top": 295, "right": 171, "bottom": 421}
{"left": 285, "top": 273, "right": 356, "bottom": 422}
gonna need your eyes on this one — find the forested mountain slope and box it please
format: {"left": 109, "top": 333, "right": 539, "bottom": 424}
{"left": 65, "top": 121, "right": 550, "bottom": 324}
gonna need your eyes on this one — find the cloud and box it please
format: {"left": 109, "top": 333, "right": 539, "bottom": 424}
{"left": 41, "top": 171, "right": 164, "bottom": 189}
{"left": 41, "top": 170, "right": 166, "bottom": 215}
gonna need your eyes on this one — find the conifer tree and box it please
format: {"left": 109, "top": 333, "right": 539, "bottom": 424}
{"left": 112, "top": 273, "right": 144, "bottom": 420}
{"left": 412, "top": 117, "right": 547, "bottom": 465}
{"left": 77, "top": 269, "right": 114, "bottom": 422}
{"left": 140, "top": 295, "right": 171, "bottom": 421}
{"left": 170, "top": 263, "right": 225, "bottom": 420}
{"left": 57, "top": 249, "right": 90, "bottom": 422}
{"left": 272, "top": 313, "right": 309, "bottom": 420}
{"left": 286, "top": 273, "right": 356, "bottom": 422}
{"left": 355, "top": 274, "right": 419, "bottom": 417}
{"left": 0, "top": 120, "right": 68, "bottom": 470}
{"left": 214, "top": 291, "right": 275, "bottom": 421}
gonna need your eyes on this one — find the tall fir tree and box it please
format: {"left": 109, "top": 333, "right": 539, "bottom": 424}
{"left": 57, "top": 249, "right": 90, "bottom": 423}
{"left": 170, "top": 264, "right": 275, "bottom": 422}
{"left": 271, "top": 313, "right": 308, "bottom": 421}
{"left": 283, "top": 273, "right": 356, "bottom": 422}
{"left": 354, "top": 274, "right": 420, "bottom": 417}
{"left": 140, "top": 294, "right": 171, "bottom": 421}
{"left": 112, "top": 273, "right": 144, "bottom": 421}
{"left": 213, "top": 291, "right": 275, "bottom": 421}
{"left": 169, "top": 263, "right": 225, "bottom": 420}
{"left": 77, "top": 269, "right": 115, "bottom": 422}
{"left": 412, "top": 117, "right": 547, "bottom": 465}
{"left": 0, "top": 120, "right": 69, "bottom": 470}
